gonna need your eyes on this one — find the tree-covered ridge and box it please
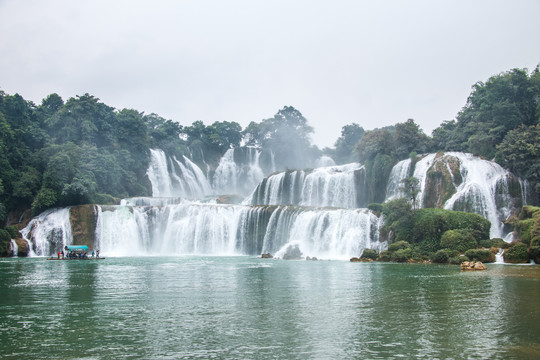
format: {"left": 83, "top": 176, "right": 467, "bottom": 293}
{"left": 0, "top": 90, "right": 318, "bottom": 226}
{"left": 1, "top": 64, "right": 539, "bottom": 232}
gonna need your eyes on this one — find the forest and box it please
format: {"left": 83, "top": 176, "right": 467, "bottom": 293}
{"left": 0, "top": 66, "right": 539, "bottom": 236}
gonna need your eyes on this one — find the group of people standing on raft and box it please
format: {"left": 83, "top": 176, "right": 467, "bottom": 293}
{"left": 56, "top": 247, "right": 100, "bottom": 259}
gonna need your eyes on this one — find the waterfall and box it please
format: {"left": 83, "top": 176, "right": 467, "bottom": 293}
{"left": 213, "top": 148, "right": 265, "bottom": 196}
{"left": 412, "top": 154, "right": 437, "bottom": 208}
{"left": 247, "top": 163, "right": 364, "bottom": 209}
{"left": 20, "top": 208, "right": 73, "bottom": 256}
{"left": 91, "top": 202, "right": 381, "bottom": 259}
{"left": 10, "top": 239, "right": 18, "bottom": 257}
{"left": 385, "top": 152, "right": 527, "bottom": 239}
{"left": 267, "top": 207, "right": 380, "bottom": 260}
{"left": 385, "top": 158, "right": 411, "bottom": 201}
{"left": 442, "top": 152, "right": 519, "bottom": 239}
{"left": 147, "top": 149, "right": 211, "bottom": 199}
{"left": 316, "top": 155, "right": 336, "bottom": 167}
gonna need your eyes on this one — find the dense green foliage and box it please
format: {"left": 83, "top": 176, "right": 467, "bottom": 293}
{"left": 514, "top": 206, "right": 540, "bottom": 247}
{"left": 503, "top": 242, "right": 529, "bottom": 263}
{"left": 380, "top": 199, "right": 491, "bottom": 260}
{"left": 440, "top": 229, "right": 478, "bottom": 253}
{"left": 243, "top": 106, "right": 319, "bottom": 169}
{"left": 0, "top": 89, "right": 320, "bottom": 231}
{"left": 432, "top": 67, "right": 540, "bottom": 197}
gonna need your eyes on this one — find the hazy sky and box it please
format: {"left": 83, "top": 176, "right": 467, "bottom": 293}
{"left": 1, "top": 0, "right": 539, "bottom": 148}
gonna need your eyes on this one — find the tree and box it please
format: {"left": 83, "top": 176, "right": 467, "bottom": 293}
{"left": 334, "top": 123, "right": 364, "bottom": 164}
{"left": 400, "top": 176, "right": 420, "bottom": 210}
{"left": 393, "top": 119, "right": 431, "bottom": 159}
{"left": 496, "top": 124, "right": 540, "bottom": 197}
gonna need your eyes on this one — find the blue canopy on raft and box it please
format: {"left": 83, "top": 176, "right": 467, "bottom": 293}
{"left": 66, "top": 245, "right": 89, "bottom": 252}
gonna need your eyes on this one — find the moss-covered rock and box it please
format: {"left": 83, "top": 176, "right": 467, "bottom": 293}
{"left": 503, "top": 242, "right": 529, "bottom": 263}
{"left": 69, "top": 205, "right": 98, "bottom": 249}
{"left": 514, "top": 206, "right": 540, "bottom": 246}
{"left": 440, "top": 229, "right": 478, "bottom": 253}
{"left": 411, "top": 208, "right": 490, "bottom": 253}
{"left": 465, "top": 249, "right": 495, "bottom": 263}
{"left": 423, "top": 154, "right": 461, "bottom": 208}
{"left": 360, "top": 248, "right": 378, "bottom": 260}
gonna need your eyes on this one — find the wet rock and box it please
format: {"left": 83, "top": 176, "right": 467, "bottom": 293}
{"left": 350, "top": 257, "right": 373, "bottom": 262}
{"left": 306, "top": 256, "right": 318, "bottom": 261}
{"left": 261, "top": 253, "right": 273, "bottom": 259}
{"left": 282, "top": 244, "right": 303, "bottom": 260}
{"left": 461, "top": 261, "right": 487, "bottom": 271}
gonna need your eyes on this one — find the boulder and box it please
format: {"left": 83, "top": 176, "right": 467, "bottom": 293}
{"left": 261, "top": 253, "right": 273, "bottom": 259}
{"left": 282, "top": 244, "right": 303, "bottom": 260}
{"left": 460, "top": 261, "right": 487, "bottom": 271}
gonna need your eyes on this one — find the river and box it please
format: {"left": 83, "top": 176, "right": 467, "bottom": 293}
{"left": 1, "top": 257, "right": 539, "bottom": 359}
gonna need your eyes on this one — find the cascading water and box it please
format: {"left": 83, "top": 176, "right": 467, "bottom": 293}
{"left": 247, "top": 163, "right": 365, "bottom": 209}
{"left": 92, "top": 199, "right": 382, "bottom": 259}
{"left": 20, "top": 208, "right": 73, "bottom": 256}
{"left": 10, "top": 240, "right": 18, "bottom": 257}
{"left": 213, "top": 148, "right": 266, "bottom": 196}
{"left": 22, "top": 148, "right": 383, "bottom": 259}
{"left": 147, "top": 149, "right": 212, "bottom": 199}
{"left": 385, "top": 158, "right": 411, "bottom": 201}
{"left": 385, "top": 152, "right": 527, "bottom": 239}
{"left": 442, "top": 152, "right": 521, "bottom": 239}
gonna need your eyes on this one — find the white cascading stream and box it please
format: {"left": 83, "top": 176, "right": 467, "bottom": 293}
{"left": 385, "top": 158, "right": 411, "bottom": 201}
{"left": 247, "top": 163, "right": 364, "bottom": 209}
{"left": 385, "top": 152, "right": 527, "bottom": 239}
{"left": 442, "top": 152, "right": 518, "bottom": 239}
{"left": 213, "top": 148, "right": 265, "bottom": 196}
{"left": 20, "top": 208, "right": 73, "bottom": 256}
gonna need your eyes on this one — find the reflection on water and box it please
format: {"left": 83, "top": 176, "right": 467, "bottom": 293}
{"left": 0, "top": 258, "right": 539, "bottom": 359}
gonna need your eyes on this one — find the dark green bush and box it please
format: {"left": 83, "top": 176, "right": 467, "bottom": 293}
{"left": 377, "top": 250, "right": 391, "bottom": 262}
{"left": 465, "top": 249, "right": 495, "bottom": 262}
{"left": 367, "top": 203, "right": 383, "bottom": 214}
{"left": 449, "top": 256, "right": 469, "bottom": 265}
{"left": 6, "top": 226, "right": 20, "bottom": 239}
{"left": 391, "top": 248, "right": 412, "bottom": 262}
{"left": 388, "top": 241, "right": 411, "bottom": 253}
{"left": 361, "top": 248, "right": 378, "bottom": 260}
{"left": 440, "top": 229, "right": 478, "bottom": 253}
{"left": 529, "top": 246, "right": 540, "bottom": 264}
{"left": 432, "top": 250, "right": 449, "bottom": 264}
{"left": 503, "top": 242, "right": 529, "bottom": 263}
{"left": 0, "top": 229, "right": 11, "bottom": 257}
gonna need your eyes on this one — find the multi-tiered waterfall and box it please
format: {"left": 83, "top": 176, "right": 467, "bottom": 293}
{"left": 385, "top": 152, "right": 528, "bottom": 239}
{"left": 22, "top": 149, "right": 528, "bottom": 258}
{"left": 23, "top": 148, "right": 384, "bottom": 259}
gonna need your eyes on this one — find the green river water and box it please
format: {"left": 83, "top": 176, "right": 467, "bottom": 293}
{"left": 0, "top": 257, "right": 539, "bottom": 359}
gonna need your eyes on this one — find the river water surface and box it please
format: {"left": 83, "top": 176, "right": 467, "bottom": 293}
{"left": 1, "top": 257, "right": 539, "bottom": 359}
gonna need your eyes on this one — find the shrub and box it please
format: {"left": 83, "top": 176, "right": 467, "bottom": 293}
{"left": 449, "top": 256, "right": 469, "bottom": 265}
{"left": 465, "top": 249, "right": 495, "bottom": 263}
{"left": 478, "top": 238, "right": 505, "bottom": 249}
{"left": 377, "top": 250, "right": 391, "bottom": 262}
{"left": 367, "top": 203, "right": 383, "bottom": 214}
{"left": 360, "top": 248, "right": 378, "bottom": 260}
{"left": 6, "top": 226, "right": 20, "bottom": 239}
{"left": 503, "top": 242, "right": 529, "bottom": 263}
{"left": 530, "top": 246, "right": 540, "bottom": 264}
{"left": 391, "top": 248, "right": 412, "bottom": 262}
{"left": 432, "top": 250, "right": 450, "bottom": 264}
{"left": 410, "top": 208, "right": 490, "bottom": 253}
{"left": 388, "top": 241, "right": 411, "bottom": 253}
{"left": 0, "top": 229, "right": 11, "bottom": 257}
{"left": 440, "top": 229, "right": 478, "bottom": 252}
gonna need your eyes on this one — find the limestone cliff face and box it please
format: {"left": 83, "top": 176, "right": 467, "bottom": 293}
{"left": 69, "top": 205, "right": 98, "bottom": 249}
{"left": 423, "top": 153, "right": 461, "bottom": 208}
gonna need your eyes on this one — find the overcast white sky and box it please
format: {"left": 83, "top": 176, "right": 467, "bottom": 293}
{"left": 1, "top": 0, "right": 539, "bottom": 148}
